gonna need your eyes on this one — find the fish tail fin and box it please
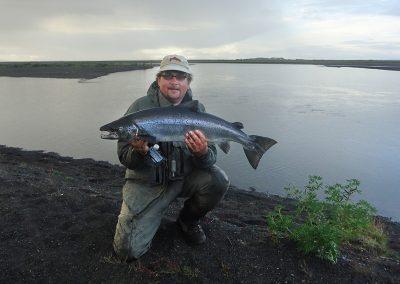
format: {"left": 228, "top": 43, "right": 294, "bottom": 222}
{"left": 243, "top": 135, "right": 277, "bottom": 169}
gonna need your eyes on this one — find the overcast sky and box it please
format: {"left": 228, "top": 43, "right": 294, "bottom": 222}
{"left": 1, "top": 0, "right": 399, "bottom": 61}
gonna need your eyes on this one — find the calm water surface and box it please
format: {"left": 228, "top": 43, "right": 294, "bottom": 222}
{"left": 1, "top": 64, "right": 399, "bottom": 220}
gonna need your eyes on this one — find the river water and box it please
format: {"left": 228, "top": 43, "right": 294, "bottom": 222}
{"left": 1, "top": 64, "right": 399, "bottom": 220}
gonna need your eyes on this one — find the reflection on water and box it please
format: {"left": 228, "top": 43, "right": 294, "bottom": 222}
{"left": 1, "top": 64, "right": 399, "bottom": 220}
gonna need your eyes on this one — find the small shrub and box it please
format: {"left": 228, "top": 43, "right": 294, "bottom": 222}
{"left": 266, "top": 205, "right": 293, "bottom": 241}
{"left": 266, "top": 176, "right": 387, "bottom": 263}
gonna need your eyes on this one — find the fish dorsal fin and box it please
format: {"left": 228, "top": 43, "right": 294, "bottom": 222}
{"left": 178, "top": 100, "right": 201, "bottom": 112}
{"left": 232, "top": 122, "right": 244, "bottom": 129}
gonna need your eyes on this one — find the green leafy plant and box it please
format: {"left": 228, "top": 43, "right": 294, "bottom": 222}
{"left": 266, "top": 176, "right": 387, "bottom": 263}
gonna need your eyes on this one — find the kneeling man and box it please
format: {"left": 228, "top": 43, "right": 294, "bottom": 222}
{"left": 113, "top": 54, "right": 229, "bottom": 260}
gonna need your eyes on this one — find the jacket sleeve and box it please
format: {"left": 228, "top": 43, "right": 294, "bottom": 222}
{"left": 191, "top": 102, "right": 218, "bottom": 168}
{"left": 117, "top": 102, "right": 147, "bottom": 170}
{"left": 191, "top": 144, "right": 217, "bottom": 169}
{"left": 117, "top": 141, "right": 147, "bottom": 170}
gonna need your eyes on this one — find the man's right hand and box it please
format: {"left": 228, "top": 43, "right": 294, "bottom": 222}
{"left": 129, "top": 139, "right": 149, "bottom": 155}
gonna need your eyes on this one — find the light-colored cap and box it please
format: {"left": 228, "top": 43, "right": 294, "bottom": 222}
{"left": 158, "top": 54, "right": 192, "bottom": 75}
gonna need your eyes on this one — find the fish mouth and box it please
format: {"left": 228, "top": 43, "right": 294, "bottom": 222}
{"left": 100, "top": 123, "right": 120, "bottom": 139}
{"left": 99, "top": 124, "right": 111, "bottom": 131}
{"left": 100, "top": 130, "right": 120, "bottom": 139}
{"left": 99, "top": 121, "right": 138, "bottom": 140}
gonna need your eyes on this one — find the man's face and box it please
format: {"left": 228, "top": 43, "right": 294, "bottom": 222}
{"left": 157, "top": 71, "right": 190, "bottom": 105}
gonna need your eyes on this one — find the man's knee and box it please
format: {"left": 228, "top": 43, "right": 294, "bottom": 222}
{"left": 113, "top": 213, "right": 151, "bottom": 261}
{"left": 113, "top": 245, "right": 149, "bottom": 261}
{"left": 189, "top": 165, "right": 229, "bottom": 211}
{"left": 209, "top": 165, "right": 230, "bottom": 196}
{"left": 113, "top": 241, "right": 149, "bottom": 261}
{"left": 113, "top": 197, "right": 161, "bottom": 261}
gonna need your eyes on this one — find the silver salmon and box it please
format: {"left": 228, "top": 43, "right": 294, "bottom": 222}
{"left": 100, "top": 100, "right": 277, "bottom": 169}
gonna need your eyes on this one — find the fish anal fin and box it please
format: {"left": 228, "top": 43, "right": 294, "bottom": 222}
{"left": 232, "top": 122, "right": 244, "bottom": 129}
{"left": 218, "top": 141, "right": 231, "bottom": 154}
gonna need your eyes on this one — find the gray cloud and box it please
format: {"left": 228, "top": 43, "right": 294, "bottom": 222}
{"left": 0, "top": 0, "right": 398, "bottom": 60}
{"left": 343, "top": 40, "right": 400, "bottom": 51}
{"left": 290, "top": 0, "right": 400, "bottom": 17}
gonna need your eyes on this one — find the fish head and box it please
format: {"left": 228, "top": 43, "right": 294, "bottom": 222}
{"left": 100, "top": 117, "right": 138, "bottom": 140}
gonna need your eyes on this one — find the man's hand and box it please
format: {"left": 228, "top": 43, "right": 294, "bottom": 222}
{"left": 185, "top": 130, "right": 208, "bottom": 157}
{"left": 129, "top": 139, "right": 149, "bottom": 155}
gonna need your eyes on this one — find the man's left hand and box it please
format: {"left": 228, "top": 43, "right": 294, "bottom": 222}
{"left": 185, "top": 130, "right": 208, "bottom": 157}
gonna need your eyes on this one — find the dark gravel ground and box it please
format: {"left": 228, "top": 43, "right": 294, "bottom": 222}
{"left": 1, "top": 145, "right": 399, "bottom": 283}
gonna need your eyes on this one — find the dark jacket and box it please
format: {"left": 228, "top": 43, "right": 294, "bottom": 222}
{"left": 118, "top": 81, "right": 217, "bottom": 182}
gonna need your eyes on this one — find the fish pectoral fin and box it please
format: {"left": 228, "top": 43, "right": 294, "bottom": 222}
{"left": 218, "top": 141, "right": 231, "bottom": 154}
{"left": 232, "top": 122, "right": 244, "bottom": 129}
{"left": 178, "top": 100, "right": 201, "bottom": 112}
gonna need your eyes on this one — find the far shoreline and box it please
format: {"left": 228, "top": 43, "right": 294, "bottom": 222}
{"left": 0, "top": 61, "right": 156, "bottom": 80}
{"left": 1, "top": 59, "right": 399, "bottom": 79}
